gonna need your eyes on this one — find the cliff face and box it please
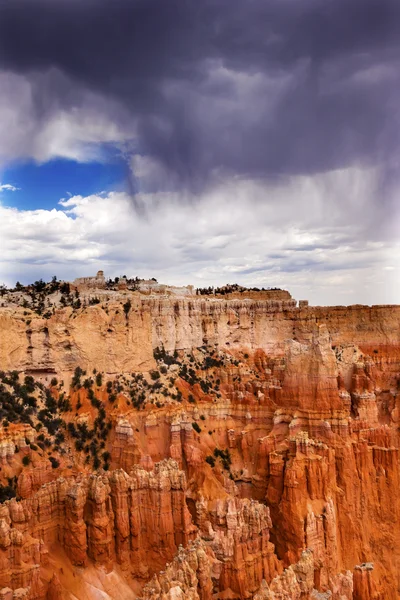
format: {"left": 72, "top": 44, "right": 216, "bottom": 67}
{"left": 0, "top": 297, "right": 399, "bottom": 599}
{"left": 0, "top": 303, "right": 155, "bottom": 374}
{"left": 0, "top": 460, "right": 193, "bottom": 596}
{"left": 1, "top": 299, "right": 399, "bottom": 377}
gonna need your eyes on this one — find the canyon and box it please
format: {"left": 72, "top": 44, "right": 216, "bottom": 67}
{"left": 0, "top": 287, "right": 399, "bottom": 599}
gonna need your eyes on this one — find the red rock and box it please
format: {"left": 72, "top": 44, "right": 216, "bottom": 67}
{"left": 1, "top": 297, "right": 400, "bottom": 598}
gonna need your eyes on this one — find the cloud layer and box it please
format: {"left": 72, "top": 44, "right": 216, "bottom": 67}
{"left": 0, "top": 0, "right": 399, "bottom": 303}
{"left": 0, "top": 0, "right": 399, "bottom": 189}
{"left": 1, "top": 168, "right": 399, "bottom": 305}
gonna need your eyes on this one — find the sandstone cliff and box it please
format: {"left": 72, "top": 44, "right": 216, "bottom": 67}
{"left": 0, "top": 296, "right": 399, "bottom": 599}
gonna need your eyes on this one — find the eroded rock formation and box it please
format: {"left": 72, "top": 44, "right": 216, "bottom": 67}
{"left": 0, "top": 294, "right": 399, "bottom": 599}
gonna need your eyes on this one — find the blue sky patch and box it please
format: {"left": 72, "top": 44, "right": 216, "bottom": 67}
{"left": 2, "top": 155, "right": 128, "bottom": 211}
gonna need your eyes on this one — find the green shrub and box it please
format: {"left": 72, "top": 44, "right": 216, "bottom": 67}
{"left": 0, "top": 484, "right": 16, "bottom": 502}
{"left": 205, "top": 455, "right": 215, "bottom": 467}
{"left": 123, "top": 299, "right": 131, "bottom": 317}
{"left": 83, "top": 378, "right": 93, "bottom": 389}
{"left": 213, "top": 448, "right": 232, "bottom": 471}
{"left": 71, "top": 366, "right": 83, "bottom": 388}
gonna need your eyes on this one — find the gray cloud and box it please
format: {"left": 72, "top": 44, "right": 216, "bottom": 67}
{"left": 0, "top": 0, "right": 399, "bottom": 192}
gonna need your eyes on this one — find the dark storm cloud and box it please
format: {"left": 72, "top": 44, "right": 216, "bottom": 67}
{"left": 0, "top": 0, "right": 399, "bottom": 188}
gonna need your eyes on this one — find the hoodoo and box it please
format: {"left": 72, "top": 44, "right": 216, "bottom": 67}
{"left": 0, "top": 279, "right": 399, "bottom": 599}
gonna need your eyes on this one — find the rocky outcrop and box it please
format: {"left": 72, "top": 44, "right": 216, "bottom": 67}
{"left": 253, "top": 550, "right": 315, "bottom": 600}
{"left": 141, "top": 538, "right": 215, "bottom": 600}
{"left": 141, "top": 547, "right": 318, "bottom": 600}
{"left": 353, "top": 563, "right": 381, "bottom": 600}
{"left": 0, "top": 460, "right": 194, "bottom": 598}
{"left": 0, "top": 426, "right": 34, "bottom": 462}
{"left": 196, "top": 496, "right": 281, "bottom": 597}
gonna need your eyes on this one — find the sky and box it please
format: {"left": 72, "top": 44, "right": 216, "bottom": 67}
{"left": 0, "top": 0, "right": 399, "bottom": 306}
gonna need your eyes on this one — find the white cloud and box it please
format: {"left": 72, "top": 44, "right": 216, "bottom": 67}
{"left": 0, "top": 183, "right": 19, "bottom": 192}
{"left": 0, "top": 70, "right": 136, "bottom": 166}
{"left": 0, "top": 166, "right": 399, "bottom": 306}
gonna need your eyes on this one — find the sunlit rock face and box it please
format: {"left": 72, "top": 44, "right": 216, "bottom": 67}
{"left": 0, "top": 293, "right": 399, "bottom": 599}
